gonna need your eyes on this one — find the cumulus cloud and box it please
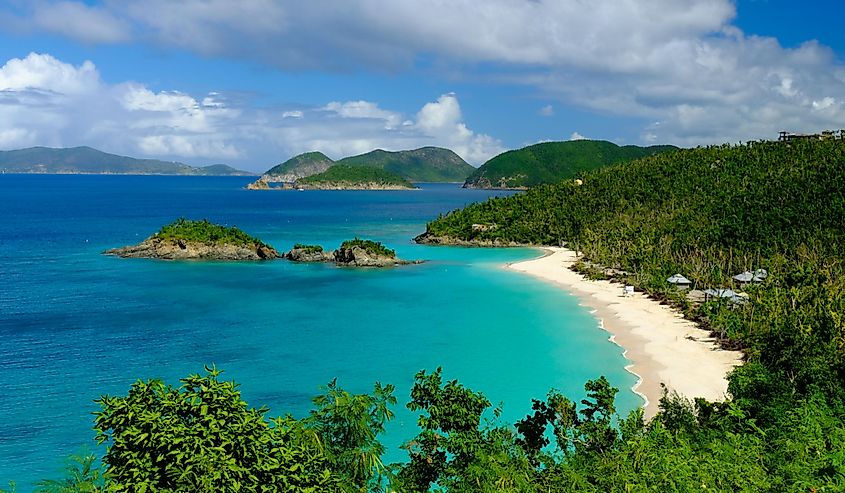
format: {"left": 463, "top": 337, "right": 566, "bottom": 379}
{"left": 0, "top": 53, "right": 500, "bottom": 170}
{"left": 570, "top": 132, "right": 586, "bottom": 141}
{"left": 414, "top": 94, "right": 504, "bottom": 163}
{"left": 0, "top": 52, "right": 99, "bottom": 94}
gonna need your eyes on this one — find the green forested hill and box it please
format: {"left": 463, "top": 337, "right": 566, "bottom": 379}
{"left": 0, "top": 146, "right": 251, "bottom": 175}
{"left": 337, "top": 146, "right": 474, "bottom": 182}
{"left": 464, "top": 140, "right": 677, "bottom": 188}
{"left": 412, "top": 137, "right": 845, "bottom": 489}
{"left": 298, "top": 164, "right": 415, "bottom": 188}
{"left": 263, "top": 151, "right": 335, "bottom": 181}
{"left": 262, "top": 147, "right": 474, "bottom": 182}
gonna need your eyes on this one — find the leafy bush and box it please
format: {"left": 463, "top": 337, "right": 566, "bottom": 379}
{"left": 293, "top": 243, "right": 324, "bottom": 254}
{"left": 153, "top": 218, "right": 270, "bottom": 248}
{"left": 339, "top": 238, "right": 396, "bottom": 258}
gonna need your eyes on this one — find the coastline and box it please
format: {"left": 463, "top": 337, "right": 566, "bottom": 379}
{"left": 508, "top": 247, "right": 743, "bottom": 419}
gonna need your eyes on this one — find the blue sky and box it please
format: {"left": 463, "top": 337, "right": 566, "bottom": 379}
{"left": 0, "top": 0, "right": 842, "bottom": 172}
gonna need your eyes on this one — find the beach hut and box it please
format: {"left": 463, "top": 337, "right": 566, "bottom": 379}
{"left": 733, "top": 269, "right": 768, "bottom": 285}
{"left": 703, "top": 288, "right": 748, "bottom": 305}
{"left": 666, "top": 274, "right": 692, "bottom": 290}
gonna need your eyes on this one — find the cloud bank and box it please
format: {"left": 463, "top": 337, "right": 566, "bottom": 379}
{"left": 2, "top": 1, "right": 844, "bottom": 150}
{"left": 0, "top": 53, "right": 502, "bottom": 170}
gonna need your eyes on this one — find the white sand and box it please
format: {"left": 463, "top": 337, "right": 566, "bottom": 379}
{"left": 509, "top": 247, "right": 743, "bottom": 419}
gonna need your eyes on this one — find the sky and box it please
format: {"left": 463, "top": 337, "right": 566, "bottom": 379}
{"left": 0, "top": 0, "right": 842, "bottom": 172}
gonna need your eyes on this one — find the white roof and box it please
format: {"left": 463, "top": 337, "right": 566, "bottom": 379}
{"left": 667, "top": 274, "right": 692, "bottom": 284}
{"left": 733, "top": 269, "right": 768, "bottom": 282}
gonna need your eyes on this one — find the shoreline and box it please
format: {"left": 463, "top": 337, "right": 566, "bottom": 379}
{"left": 508, "top": 247, "right": 743, "bottom": 419}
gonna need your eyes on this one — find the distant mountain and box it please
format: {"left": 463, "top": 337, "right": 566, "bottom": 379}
{"left": 259, "top": 147, "right": 474, "bottom": 184}
{"left": 297, "top": 165, "right": 416, "bottom": 190}
{"left": 0, "top": 146, "right": 253, "bottom": 175}
{"left": 263, "top": 151, "right": 335, "bottom": 182}
{"left": 193, "top": 164, "right": 253, "bottom": 176}
{"left": 336, "top": 147, "right": 474, "bottom": 182}
{"left": 464, "top": 140, "right": 678, "bottom": 189}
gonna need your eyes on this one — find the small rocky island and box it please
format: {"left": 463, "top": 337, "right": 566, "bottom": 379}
{"left": 105, "top": 218, "right": 281, "bottom": 260}
{"left": 285, "top": 244, "right": 334, "bottom": 262}
{"left": 285, "top": 238, "right": 421, "bottom": 267}
{"left": 248, "top": 165, "right": 417, "bottom": 190}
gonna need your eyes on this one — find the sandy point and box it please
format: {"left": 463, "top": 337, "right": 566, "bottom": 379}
{"left": 508, "top": 247, "right": 743, "bottom": 419}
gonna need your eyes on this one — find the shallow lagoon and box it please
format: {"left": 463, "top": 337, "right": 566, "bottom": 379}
{"left": 0, "top": 176, "right": 639, "bottom": 489}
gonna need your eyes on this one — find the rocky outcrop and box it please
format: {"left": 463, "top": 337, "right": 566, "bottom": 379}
{"left": 105, "top": 237, "right": 280, "bottom": 260}
{"left": 285, "top": 247, "right": 334, "bottom": 262}
{"left": 246, "top": 178, "right": 270, "bottom": 190}
{"left": 333, "top": 245, "right": 420, "bottom": 267}
{"left": 296, "top": 181, "right": 416, "bottom": 190}
{"left": 413, "top": 231, "right": 532, "bottom": 247}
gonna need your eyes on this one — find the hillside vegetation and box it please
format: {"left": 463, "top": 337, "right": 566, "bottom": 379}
{"left": 0, "top": 146, "right": 250, "bottom": 175}
{"left": 298, "top": 164, "right": 415, "bottom": 188}
{"left": 154, "top": 218, "right": 270, "bottom": 248}
{"left": 337, "top": 146, "right": 475, "bottom": 182}
{"left": 263, "top": 151, "right": 335, "bottom": 182}
{"left": 464, "top": 140, "right": 677, "bottom": 188}
{"left": 261, "top": 147, "right": 474, "bottom": 183}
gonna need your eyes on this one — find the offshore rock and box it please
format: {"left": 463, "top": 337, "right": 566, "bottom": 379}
{"left": 333, "top": 245, "right": 421, "bottom": 267}
{"left": 285, "top": 247, "right": 334, "bottom": 262}
{"left": 104, "top": 237, "right": 281, "bottom": 261}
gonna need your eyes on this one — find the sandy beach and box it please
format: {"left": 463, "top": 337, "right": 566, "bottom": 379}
{"left": 509, "top": 247, "right": 743, "bottom": 419}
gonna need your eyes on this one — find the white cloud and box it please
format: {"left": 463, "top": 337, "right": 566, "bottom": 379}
{"left": 7, "top": 0, "right": 841, "bottom": 146}
{"left": 323, "top": 100, "right": 402, "bottom": 129}
{"left": 570, "top": 132, "right": 586, "bottom": 141}
{"left": 414, "top": 94, "right": 504, "bottom": 164}
{"left": 0, "top": 53, "right": 500, "bottom": 169}
{"left": 539, "top": 105, "right": 554, "bottom": 117}
{"left": 0, "top": 52, "right": 99, "bottom": 94}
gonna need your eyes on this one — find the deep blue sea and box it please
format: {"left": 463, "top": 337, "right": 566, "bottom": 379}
{"left": 0, "top": 175, "right": 639, "bottom": 489}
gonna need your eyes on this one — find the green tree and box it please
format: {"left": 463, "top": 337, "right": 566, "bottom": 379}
{"left": 306, "top": 379, "right": 396, "bottom": 492}
{"left": 35, "top": 453, "right": 105, "bottom": 493}
{"left": 94, "top": 366, "right": 341, "bottom": 492}
{"left": 395, "top": 368, "right": 535, "bottom": 493}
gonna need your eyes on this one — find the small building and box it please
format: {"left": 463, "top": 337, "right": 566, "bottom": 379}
{"left": 666, "top": 274, "right": 692, "bottom": 290}
{"left": 704, "top": 288, "right": 748, "bottom": 305}
{"left": 733, "top": 269, "right": 768, "bottom": 285}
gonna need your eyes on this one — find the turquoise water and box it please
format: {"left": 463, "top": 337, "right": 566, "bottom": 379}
{"left": 0, "top": 175, "right": 640, "bottom": 489}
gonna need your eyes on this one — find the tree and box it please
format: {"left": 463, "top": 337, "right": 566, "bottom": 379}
{"left": 305, "top": 379, "right": 396, "bottom": 492}
{"left": 35, "top": 453, "right": 105, "bottom": 493}
{"left": 94, "top": 366, "right": 341, "bottom": 492}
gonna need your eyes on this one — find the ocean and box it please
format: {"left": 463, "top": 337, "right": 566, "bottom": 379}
{"left": 0, "top": 175, "right": 640, "bottom": 489}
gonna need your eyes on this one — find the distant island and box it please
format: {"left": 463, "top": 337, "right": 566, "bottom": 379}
{"left": 246, "top": 146, "right": 474, "bottom": 189}
{"left": 0, "top": 146, "right": 252, "bottom": 176}
{"left": 105, "top": 219, "right": 280, "bottom": 260}
{"left": 250, "top": 165, "right": 416, "bottom": 190}
{"left": 463, "top": 140, "right": 677, "bottom": 189}
{"left": 285, "top": 238, "right": 420, "bottom": 267}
